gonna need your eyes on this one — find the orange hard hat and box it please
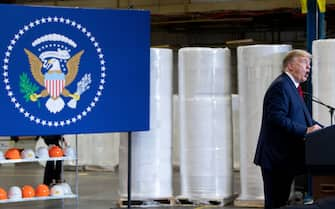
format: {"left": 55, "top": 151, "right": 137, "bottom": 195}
{"left": 22, "top": 185, "right": 35, "bottom": 198}
{"left": 48, "top": 145, "right": 64, "bottom": 158}
{"left": 35, "top": 184, "right": 50, "bottom": 197}
{"left": 5, "top": 148, "right": 21, "bottom": 159}
{"left": 0, "top": 187, "right": 7, "bottom": 200}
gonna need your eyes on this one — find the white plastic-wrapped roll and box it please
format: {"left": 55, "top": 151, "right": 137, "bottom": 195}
{"left": 119, "top": 48, "right": 173, "bottom": 199}
{"left": 237, "top": 44, "right": 291, "bottom": 200}
{"left": 64, "top": 133, "right": 120, "bottom": 169}
{"left": 312, "top": 39, "right": 335, "bottom": 126}
{"left": 179, "top": 48, "right": 231, "bottom": 97}
{"left": 179, "top": 47, "right": 233, "bottom": 199}
{"left": 232, "top": 94, "right": 240, "bottom": 170}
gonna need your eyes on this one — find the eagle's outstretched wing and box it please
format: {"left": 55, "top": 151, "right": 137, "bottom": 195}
{"left": 24, "top": 48, "right": 44, "bottom": 86}
{"left": 65, "top": 50, "right": 84, "bottom": 86}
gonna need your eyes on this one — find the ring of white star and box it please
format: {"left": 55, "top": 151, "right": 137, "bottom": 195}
{"left": 2, "top": 17, "right": 106, "bottom": 127}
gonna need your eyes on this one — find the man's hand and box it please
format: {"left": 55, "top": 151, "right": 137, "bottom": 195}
{"left": 307, "top": 124, "right": 322, "bottom": 134}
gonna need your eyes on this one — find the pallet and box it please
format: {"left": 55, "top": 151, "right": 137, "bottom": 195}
{"left": 175, "top": 195, "right": 236, "bottom": 206}
{"left": 118, "top": 197, "right": 174, "bottom": 207}
{"left": 234, "top": 199, "right": 264, "bottom": 208}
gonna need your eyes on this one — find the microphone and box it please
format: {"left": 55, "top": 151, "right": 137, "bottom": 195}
{"left": 304, "top": 91, "right": 335, "bottom": 125}
{"left": 303, "top": 92, "right": 335, "bottom": 110}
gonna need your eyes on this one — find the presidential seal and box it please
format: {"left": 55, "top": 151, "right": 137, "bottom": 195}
{"left": 3, "top": 17, "right": 106, "bottom": 127}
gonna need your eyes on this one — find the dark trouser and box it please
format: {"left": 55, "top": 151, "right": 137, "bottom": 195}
{"left": 261, "top": 167, "right": 295, "bottom": 209}
{"left": 43, "top": 135, "right": 63, "bottom": 185}
{"left": 44, "top": 160, "right": 62, "bottom": 185}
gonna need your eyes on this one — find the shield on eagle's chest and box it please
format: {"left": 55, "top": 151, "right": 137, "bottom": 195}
{"left": 44, "top": 73, "right": 65, "bottom": 99}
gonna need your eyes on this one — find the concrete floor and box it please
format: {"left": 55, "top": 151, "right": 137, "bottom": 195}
{"left": 0, "top": 163, "right": 259, "bottom": 209}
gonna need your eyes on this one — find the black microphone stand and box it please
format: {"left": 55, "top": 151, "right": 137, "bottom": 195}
{"left": 311, "top": 98, "right": 335, "bottom": 125}
{"left": 304, "top": 92, "right": 335, "bottom": 125}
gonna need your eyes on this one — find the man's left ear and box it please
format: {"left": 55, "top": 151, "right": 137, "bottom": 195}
{"left": 286, "top": 62, "right": 294, "bottom": 72}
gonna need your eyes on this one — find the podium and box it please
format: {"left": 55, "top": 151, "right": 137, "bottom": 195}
{"left": 306, "top": 125, "right": 335, "bottom": 200}
{"left": 306, "top": 125, "right": 335, "bottom": 168}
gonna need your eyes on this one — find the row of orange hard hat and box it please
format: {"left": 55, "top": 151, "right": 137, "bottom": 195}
{"left": 0, "top": 145, "right": 75, "bottom": 160}
{"left": 0, "top": 183, "right": 73, "bottom": 200}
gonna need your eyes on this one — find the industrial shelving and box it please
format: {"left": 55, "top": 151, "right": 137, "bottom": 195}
{"left": 0, "top": 136, "right": 79, "bottom": 206}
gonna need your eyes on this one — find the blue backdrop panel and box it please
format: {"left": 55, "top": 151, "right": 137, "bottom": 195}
{"left": 0, "top": 4, "right": 150, "bottom": 135}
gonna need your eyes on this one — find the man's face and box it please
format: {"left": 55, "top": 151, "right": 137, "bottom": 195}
{"left": 287, "top": 56, "right": 311, "bottom": 83}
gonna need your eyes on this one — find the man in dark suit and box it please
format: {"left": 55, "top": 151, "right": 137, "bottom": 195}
{"left": 254, "top": 49, "right": 322, "bottom": 209}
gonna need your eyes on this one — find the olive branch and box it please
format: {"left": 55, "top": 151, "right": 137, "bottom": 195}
{"left": 19, "top": 73, "right": 40, "bottom": 107}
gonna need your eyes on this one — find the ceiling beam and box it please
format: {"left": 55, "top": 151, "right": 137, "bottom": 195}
{"left": 17, "top": 0, "right": 335, "bottom": 15}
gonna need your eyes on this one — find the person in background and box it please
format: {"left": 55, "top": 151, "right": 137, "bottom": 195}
{"left": 253, "top": 49, "right": 322, "bottom": 209}
{"left": 41, "top": 135, "right": 64, "bottom": 185}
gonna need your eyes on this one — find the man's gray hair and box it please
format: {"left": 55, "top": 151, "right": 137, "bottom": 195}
{"left": 282, "top": 49, "right": 311, "bottom": 71}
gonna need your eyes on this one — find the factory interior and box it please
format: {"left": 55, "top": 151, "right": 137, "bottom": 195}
{"left": 0, "top": 0, "right": 334, "bottom": 209}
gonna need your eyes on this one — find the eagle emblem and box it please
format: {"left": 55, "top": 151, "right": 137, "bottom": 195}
{"left": 24, "top": 48, "right": 84, "bottom": 114}
{"left": 5, "top": 19, "right": 104, "bottom": 127}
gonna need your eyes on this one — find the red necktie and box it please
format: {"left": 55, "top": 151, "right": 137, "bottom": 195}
{"left": 297, "top": 85, "right": 304, "bottom": 99}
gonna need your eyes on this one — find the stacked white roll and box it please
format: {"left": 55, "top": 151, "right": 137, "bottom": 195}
{"left": 119, "top": 48, "right": 173, "bottom": 199}
{"left": 178, "top": 47, "right": 233, "bottom": 199}
{"left": 312, "top": 39, "right": 335, "bottom": 126}
{"left": 237, "top": 45, "right": 291, "bottom": 200}
{"left": 64, "top": 133, "right": 120, "bottom": 169}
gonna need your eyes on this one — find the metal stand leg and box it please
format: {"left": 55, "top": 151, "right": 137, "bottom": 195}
{"left": 62, "top": 160, "right": 64, "bottom": 209}
{"left": 75, "top": 134, "right": 79, "bottom": 208}
{"left": 61, "top": 138, "right": 65, "bottom": 209}
{"left": 127, "top": 132, "right": 132, "bottom": 208}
